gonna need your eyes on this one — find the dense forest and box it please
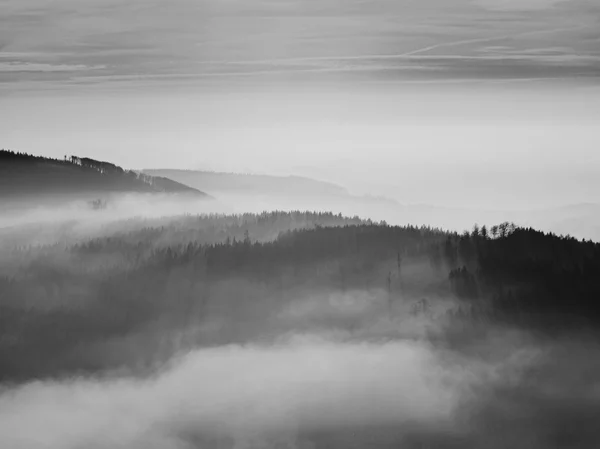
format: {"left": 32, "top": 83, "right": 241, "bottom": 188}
{"left": 1, "top": 210, "right": 599, "bottom": 384}
{"left": 1, "top": 205, "right": 600, "bottom": 448}
{"left": 0, "top": 150, "right": 207, "bottom": 201}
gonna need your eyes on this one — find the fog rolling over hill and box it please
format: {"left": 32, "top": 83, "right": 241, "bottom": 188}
{"left": 2, "top": 212, "right": 600, "bottom": 448}
{"left": 2, "top": 0, "right": 600, "bottom": 447}
{"left": 143, "top": 168, "right": 411, "bottom": 224}
{"left": 146, "top": 168, "right": 600, "bottom": 243}
{"left": 0, "top": 150, "right": 207, "bottom": 204}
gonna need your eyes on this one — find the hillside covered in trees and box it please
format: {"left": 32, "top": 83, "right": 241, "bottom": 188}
{"left": 0, "top": 150, "right": 208, "bottom": 204}
{"left": 1, "top": 209, "right": 600, "bottom": 448}
{"left": 1, "top": 211, "right": 599, "bottom": 383}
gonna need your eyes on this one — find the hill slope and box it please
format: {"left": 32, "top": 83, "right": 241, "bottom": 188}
{"left": 142, "top": 169, "right": 350, "bottom": 198}
{"left": 0, "top": 151, "right": 208, "bottom": 202}
{"left": 2, "top": 215, "right": 600, "bottom": 383}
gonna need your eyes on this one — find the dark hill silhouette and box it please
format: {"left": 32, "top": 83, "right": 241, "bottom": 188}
{"left": 0, "top": 150, "right": 208, "bottom": 204}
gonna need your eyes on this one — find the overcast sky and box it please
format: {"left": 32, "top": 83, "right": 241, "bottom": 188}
{"left": 1, "top": 0, "right": 599, "bottom": 208}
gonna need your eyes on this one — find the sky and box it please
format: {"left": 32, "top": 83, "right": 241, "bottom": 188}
{"left": 1, "top": 0, "right": 599, "bottom": 209}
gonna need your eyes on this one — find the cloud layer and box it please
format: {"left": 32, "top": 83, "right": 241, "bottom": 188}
{"left": 0, "top": 338, "right": 480, "bottom": 449}
{"left": 1, "top": 0, "right": 598, "bottom": 90}
{"left": 475, "top": 0, "right": 569, "bottom": 11}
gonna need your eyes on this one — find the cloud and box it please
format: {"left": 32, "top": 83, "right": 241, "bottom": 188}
{"left": 0, "top": 62, "right": 104, "bottom": 73}
{"left": 474, "top": 0, "right": 570, "bottom": 11}
{"left": 0, "top": 338, "right": 484, "bottom": 449}
{"left": 0, "top": 0, "right": 595, "bottom": 89}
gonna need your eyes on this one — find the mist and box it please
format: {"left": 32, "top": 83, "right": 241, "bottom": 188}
{"left": 2, "top": 0, "right": 600, "bottom": 446}
{"left": 3, "top": 84, "right": 600, "bottom": 211}
{"left": 3, "top": 188, "right": 600, "bottom": 252}
{"left": 0, "top": 305, "right": 546, "bottom": 449}
{"left": 3, "top": 200, "right": 600, "bottom": 448}
{"left": 2, "top": 308, "right": 598, "bottom": 449}
{"left": 0, "top": 337, "right": 462, "bottom": 449}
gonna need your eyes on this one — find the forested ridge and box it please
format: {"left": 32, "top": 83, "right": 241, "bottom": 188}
{"left": 0, "top": 149, "right": 206, "bottom": 198}
{"left": 1, "top": 210, "right": 599, "bottom": 382}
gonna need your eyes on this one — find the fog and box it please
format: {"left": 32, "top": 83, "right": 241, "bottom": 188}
{"left": 0, "top": 338, "right": 459, "bottom": 449}
{"left": 3, "top": 84, "right": 600, "bottom": 212}
{"left": 3, "top": 0, "right": 600, "bottom": 446}
{"left": 0, "top": 317, "right": 546, "bottom": 449}
{"left": 0, "top": 194, "right": 227, "bottom": 241}
{"left": 2, "top": 198, "right": 600, "bottom": 448}
{"left": 3, "top": 191, "right": 600, "bottom": 251}
{"left": 2, "top": 311, "right": 598, "bottom": 449}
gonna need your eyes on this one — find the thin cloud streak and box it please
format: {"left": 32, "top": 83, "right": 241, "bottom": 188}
{"left": 398, "top": 23, "right": 592, "bottom": 56}
{"left": 189, "top": 24, "right": 593, "bottom": 66}
{"left": 0, "top": 62, "right": 105, "bottom": 73}
{"left": 0, "top": 0, "right": 598, "bottom": 90}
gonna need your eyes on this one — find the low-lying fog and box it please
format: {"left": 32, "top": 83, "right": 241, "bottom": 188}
{"left": 2, "top": 192, "right": 599, "bottom": 247}
{"left": 0, "top": 336, "right": 464, "bottom": 449}
{"left": 2, "top": 194, "right": 600, "bottom": 449}
{"left": 1, "top": 316, "right": 598, "bottom": 449}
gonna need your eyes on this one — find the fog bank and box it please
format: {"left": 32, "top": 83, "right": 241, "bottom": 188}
{"left": 0, "top": 334, "right": 538, "bottom": 449}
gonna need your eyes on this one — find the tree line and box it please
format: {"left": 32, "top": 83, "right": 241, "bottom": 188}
{"left": 1, "top": 213, "right": 599, "bottom": 382}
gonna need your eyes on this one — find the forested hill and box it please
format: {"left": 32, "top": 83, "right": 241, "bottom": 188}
{"left": 0, "top": 150, "right": 208, "bottom": 200}
{"left": 142, "top": 169, "right": 350, "bottom": 197}
{"left": 2, "top": 214, "right": 600, "bottom": 381}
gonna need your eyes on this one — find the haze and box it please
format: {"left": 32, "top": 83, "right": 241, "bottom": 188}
{"left": 3, "top": 2, "right": 600, "bottom": 448}
{"left": 2, "top": 0, "right": 600, "bottom": 210}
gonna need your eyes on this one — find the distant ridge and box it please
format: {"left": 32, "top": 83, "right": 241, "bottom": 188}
{"left": 0, "top": 150, "right": 209, "bottom": 201}
{"left": 143, "top": 169, "right": 350, "bottom": 198}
